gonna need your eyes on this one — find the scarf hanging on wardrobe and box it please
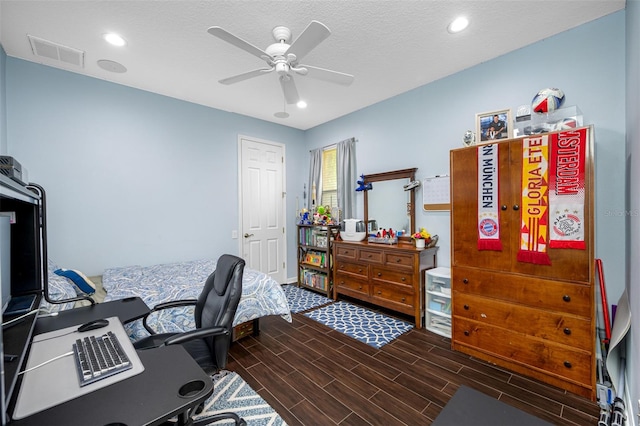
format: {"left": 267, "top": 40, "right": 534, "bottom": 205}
{"left": 477, "top": 144, "right": 502, "bottom": 251}
{"left": 548, "top": 128, "right": 587, "bottom": 249}
{"left": 517, "top": 135, "right": 551, "bottom": 265}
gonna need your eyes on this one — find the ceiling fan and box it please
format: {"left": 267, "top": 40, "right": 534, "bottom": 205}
{"left": 207, "top": 21, "right": 354, "bottom": 105}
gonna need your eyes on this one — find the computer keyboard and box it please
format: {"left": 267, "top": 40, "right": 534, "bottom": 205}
{"left": 72, "top": 331, "right": 132, "bottom": 387}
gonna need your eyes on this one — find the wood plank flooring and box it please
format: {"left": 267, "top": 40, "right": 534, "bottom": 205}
{"left": 227, "top": 300, "right": 601, "bottom": 425}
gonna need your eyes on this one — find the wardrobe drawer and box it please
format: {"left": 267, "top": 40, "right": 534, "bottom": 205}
{"left": 384, "top": 252, "right": 414, "bottom": 269}
{"left": 335, "top": 260, "right": 368, "bottom": 279}
{"left": 371, "top": 266, "right": 414, "bottom": 288}
{"left": 452, "top": 266, "right": 592, "bottom": 317}
{"left": 453, "top": 293, "right": 593, "bottom": 350}
{"left": 357, "top": 249, "right": 383, "bottom": 264}
{"left": 453, "top": 317, "right": 592, "bottom": 386}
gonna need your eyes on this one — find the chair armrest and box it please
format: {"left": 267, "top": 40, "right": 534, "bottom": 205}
{"left": 162, "top": 326, "right": 229, "bottom": 346}
{"left": 142, "top": 299, "right": 198, "bottom": 335}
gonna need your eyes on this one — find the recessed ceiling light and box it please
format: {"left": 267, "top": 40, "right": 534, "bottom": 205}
{"left": 103, "top": 33, "right": 126, "bottom": 47}
{"left": 297, "top": 100, "right": 307, "bottom": 109}
{"left": 448, "top": 17, "right": 469, "bottom": 34}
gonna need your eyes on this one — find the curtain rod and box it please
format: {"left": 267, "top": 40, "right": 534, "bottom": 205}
{"left": 310, "top": 137, "right": 357, "bottom": 152}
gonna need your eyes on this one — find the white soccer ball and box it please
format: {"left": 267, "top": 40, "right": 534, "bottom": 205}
{"left": 554, "top": 117, "right": 578, "bottom": 131}
{"left": 531, "top": 88, "right": 565, "bottom": 113}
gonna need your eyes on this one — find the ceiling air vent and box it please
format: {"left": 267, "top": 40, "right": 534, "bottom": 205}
{"left": 27, "top": 35, "right": 84, "bottom": 68}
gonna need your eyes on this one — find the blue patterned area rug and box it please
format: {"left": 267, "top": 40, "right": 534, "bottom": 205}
{"left": 304, "top": 301, "right": 414, "bottom": 348}
{"left": 281, "top": 284, "right": 334, "bottom": 313}
{"left": 194, "top": 370, "right": 287, "bottom": 425}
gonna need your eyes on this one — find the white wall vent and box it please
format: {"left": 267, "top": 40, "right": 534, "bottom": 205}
{"left": 27, "top": 35, "right": 85, "bottom": 68}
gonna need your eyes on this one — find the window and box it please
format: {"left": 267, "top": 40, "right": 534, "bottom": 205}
{"left": 321, "top": 147, "right": 337, "bottom": 208}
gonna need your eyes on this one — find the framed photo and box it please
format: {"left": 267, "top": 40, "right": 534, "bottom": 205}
{"left": 476, "top": 109, "right": 512, "bottom": 143}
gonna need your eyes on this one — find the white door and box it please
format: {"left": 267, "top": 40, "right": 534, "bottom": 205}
{"left": 239, "top": 136, "right": 286, "bottom": 283}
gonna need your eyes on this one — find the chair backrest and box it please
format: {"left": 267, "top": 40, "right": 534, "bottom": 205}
{"left": 195, "top": 254, "right": 245, "bottom": 368}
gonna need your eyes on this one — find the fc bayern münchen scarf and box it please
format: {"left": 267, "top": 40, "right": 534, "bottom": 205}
{"left": 517, "top": 135, "right": 551, "bottom": 265}
{"left": 549, "top": 128, "right": 587, "bottom": 249}
{"left": 477, "top": 144, "right": 502, "bottom": 250}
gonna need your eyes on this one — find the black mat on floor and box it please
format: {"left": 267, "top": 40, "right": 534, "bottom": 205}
{"left": 432, "top": 385, "right": 553, "bottom": 426}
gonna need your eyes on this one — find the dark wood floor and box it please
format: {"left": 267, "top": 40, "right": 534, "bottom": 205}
{"left": 227, "top": 302, "right": 601, "bottom": 426}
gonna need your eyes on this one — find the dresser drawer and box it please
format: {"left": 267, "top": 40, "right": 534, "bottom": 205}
{"left": 384, "top": 252, "right": 414, "bottom": 269}
{"left": 334, "top": 274, "right": 369, "bottom": 297}
{"left": 357, "top": 249, "right": 383, "bottom": 264}
{"left": 452, "top": 266, "right": 592, "bottom": 317}
{"left": 371, "top": 266, "right": 414, "bottom": 288}
{"left": 453, "top": 317, "right": 592, "bottom": 386}
{"left": 335, "top": 245, "right": 358, "bottom": 259}
{"left": 372, "top": 283, "right": 414, "bottom": 309}
{"left": 453, "top": 293, "right": 593, "bottom": 350}
{"left": 335, "top": 260, "right": 368, "bottom": 279}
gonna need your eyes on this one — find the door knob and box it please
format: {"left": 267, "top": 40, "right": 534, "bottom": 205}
{"left": 244, "top": 233, "right": 254, "bottom": 238}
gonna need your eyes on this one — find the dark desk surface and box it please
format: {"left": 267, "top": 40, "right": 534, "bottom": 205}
{"left": 34, "top": 297, "right": 150, "bottom": 334}
{"left": 8, "top": 345, "right": 214, "bottom": 426}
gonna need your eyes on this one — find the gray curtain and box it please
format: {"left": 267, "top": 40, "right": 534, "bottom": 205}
{"left": 337, "top": 137, "right": 357, "bottom": 220}
{"left": 308, "top": 148, "right": 322, "bottom": 211}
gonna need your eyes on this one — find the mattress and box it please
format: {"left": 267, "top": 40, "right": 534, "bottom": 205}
{"left": 102, "top": 258, "right": 291, "bottom": 341}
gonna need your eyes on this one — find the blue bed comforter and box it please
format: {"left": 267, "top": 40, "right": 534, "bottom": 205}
{"left": 102, "top": 258, "right": 291, "bottom": 341}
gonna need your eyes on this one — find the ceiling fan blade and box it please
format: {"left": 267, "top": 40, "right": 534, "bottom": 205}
{"left": 219, "top": 68, "right": 274, "bottom": 85}
{"left": 207, "top": 26, "right": 270, "bottom": 60}
{"left": 300, "top": 64, "right": 354, "bottom": 86}
{"left": 279, "top": 75, "right": 300, "bottom": 104}
{"left": 285, "top": 20, "right": 330, "bottom": 62}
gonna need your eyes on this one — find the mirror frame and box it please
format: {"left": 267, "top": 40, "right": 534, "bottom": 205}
{"left": 363, "top": 168, "right": 417, "bottom": 243}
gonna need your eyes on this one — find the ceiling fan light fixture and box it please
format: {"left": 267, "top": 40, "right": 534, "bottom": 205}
{"left": 297, "top": 100, "right": 307, "bottom": 109}
{"left": 448, "top": 17, "right": 469, "bottom": 34}
{"left": 103, "top": 33, "right": 126, "bottom": 46}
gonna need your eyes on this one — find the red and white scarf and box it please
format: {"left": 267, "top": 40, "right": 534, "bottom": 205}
{"left": 549, "top": 128, "right": 587, "bottom": 249}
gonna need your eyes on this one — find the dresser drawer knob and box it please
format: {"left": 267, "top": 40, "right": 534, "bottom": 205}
{"left": 513, "top": 204, "right": 520, "bottom": 211}
{"left": 401, "top": 277, "right": 406, "bottom": 281}
{"left": 377, "top": 272, "right": 382, "bottom": 277}
{"left": 396, "top": 258, "right": 401, "bottom": 263}
{"left": 463, "top": 278, "right": 469, "bottom": 284}
{"left": 464, "top": 330, "right": 470, "bottom": 336}
{"left": 377, "top": 291, "right": 382, "bottom": 295}
{"left": 563, "top": 361, "right": 572, "bottom": 369}
{"left": 501, "top": 205, "right": 507, "bottom": 211}
{"left": 563, "top": 294, "right": 571, "bottom": 302}
{"left": 358, "top": 286, "right": 362, "bottom": 290}
{"left": 564, "top": 328, "right": 572, "bottom": 335}
{"left": 464, "top": 304, "right": 469, "bottom": 310}
{"left": 401, "top": 297, "right": 406, "bottom": 302}
{"left": 358, "top": 269, "right": 362, "bottom": 273}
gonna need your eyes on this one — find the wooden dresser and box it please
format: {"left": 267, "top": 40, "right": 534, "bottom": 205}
{"left": 450, "top": 127, "right": 595, "bottom": 399}
{"left": 333, "top": 241, "right": 437, "bottom": 328}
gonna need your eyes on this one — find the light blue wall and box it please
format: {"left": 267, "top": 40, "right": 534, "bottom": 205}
{"left": 1, "top": 45, "right": 6, "bottom": 154}
{"left": 626, "top": 0, "right": 639, "bottom": 421}
{"left": 307, "top": 11, "right": 627, "bottom": 306}
{"left": 6, "top": 60, "right": 306, "bottom": 275}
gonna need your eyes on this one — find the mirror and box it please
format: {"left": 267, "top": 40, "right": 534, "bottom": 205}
{"left": 363, "top": 168, "right": 417, "bottom": 242}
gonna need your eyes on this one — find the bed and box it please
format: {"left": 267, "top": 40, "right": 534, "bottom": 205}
{"left": 46, "top": 258, "right": 292, "bottom": 342}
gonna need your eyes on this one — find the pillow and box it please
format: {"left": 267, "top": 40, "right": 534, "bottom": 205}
{"left": 54, "top": 268, "right": 96, "bottom": 295}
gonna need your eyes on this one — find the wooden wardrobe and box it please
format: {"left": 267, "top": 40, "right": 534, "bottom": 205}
{"left": 449, "top": 126, "right": 596, "bottom": 400}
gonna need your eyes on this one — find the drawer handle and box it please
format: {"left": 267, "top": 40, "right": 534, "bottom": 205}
{"left": 464, "top": 330, "right": 470, "bottom": 336}
{"left": 501, "top": 205, "right": 507, "bottom": 211}
{"left": 358, "top": 269, "right": 362, "bottom": 273}
{"left": 563, "top": 361, "right": 572, "bottom": 369}
{"left": 564, "top": 328, "right": 572, "bottom": 335}
{"left": 563, "top": 294, "right": 571, "bottom": 302}
{"left": 463, "top": 278, "right": 469, "bottom": 284}
{"left": 464, "top": 304, "right": 469, "bottom": 310}
{"left": 377, "top": 291, "right": 382, "bottom": 295}
{"left": 401, "top": 297, "right": 406, "bottom": 302}
{"left": 513, "top": 204, "right": 520, "bottom": 211}
{"left": 401, "top": 277, "right": 406, "bottom": 281}
{"left": 396, "top": 258, "right": 401, "bottom": 262}
{"left": 358, "top": 286, "right": 362, "bottom": 290}
{"left": 368, "top": 254, "right": 372, "bottom": 258}
{"left": 377, "top": 272, "right": 382, "bottom": 277}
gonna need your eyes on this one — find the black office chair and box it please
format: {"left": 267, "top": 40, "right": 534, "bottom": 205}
{"left": 133, "top": 254, "right": 246, "bottom": 426}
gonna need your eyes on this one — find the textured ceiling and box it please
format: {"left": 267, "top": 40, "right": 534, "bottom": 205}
{"left": 0, "top": 1, "right": 625, "bottom": 130}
